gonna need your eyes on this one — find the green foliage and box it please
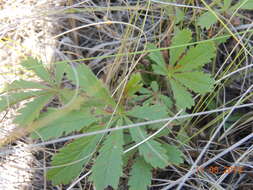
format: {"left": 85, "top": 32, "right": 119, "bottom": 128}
{"left": 65, "top": 63, "right": 114, "bottom": 105}
{"left": 0, "top": 91, "right": 47, "bottom": 112}
{"left": 128, "top": 157, "right": 152, "bottom": 190}
{"left": 21, "top": 57, "right": 53, "bottom": 84}
{"left": 31, "top": 108, "right": 98, "bottom": 140}
{"left": 174, "top": 7, "right": 185, "bottom": 24}
{"left": 136, "top": 81, "right": 173, "bottom": 109}
{"left": 14, "top": 94, "right": 54, "bottom": 126}
{"left": 173, "top": 72, "right": 214, "bottom": 94}
{"left": 175, "top": 42, "right": 216, "bottom": 72}
{"left": 0, "top": 79, "right": 49, "bottom": 93}
{"left": 169, "top": 29, "right": 192, "bottom": 66}
{"left": 197, "top": 0, "right": 253, "bottom": 29}
{"left": 230, "top": 0, "right": 253, "bottom": 10}
{"left": 124, "top": 73, "right": 143, "bottom": 98}
{"left": 90, "top": 122, "right": 124, "bottom": 190}
{"left": 47, "top": 133, "right": 101, "bottom": 185}
{"left": 170, "top": 79, "right": 194, "bottom": 109}
{"left": 162, "top": 144, "right": 184, "bottom": 165}
{"left": 0, "top": 54, "right": 188, "bottom": 189}
{"left": 223, "top": 0, "right": 232, "bottom": 11}
{"left": 148, "top": 29, "right": 216, "bottom": 110}
{"left": 0, "top": 58, "right": 60, "bottom": 127}
{"left": 129, "top": 126, "right": 169, "bottom": 168}
{"left": 127, "top": 104, "right": 168, "bottom": 120}
{"left": 147, "top": 43, "right": 167, "bottom": 76}
{"left": 197, "top": 11, "right": 218, "bottom": 30}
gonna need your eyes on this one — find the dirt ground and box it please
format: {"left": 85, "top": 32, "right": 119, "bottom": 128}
{"left": 0, "top": 0, "right": 61, "bottom": 189}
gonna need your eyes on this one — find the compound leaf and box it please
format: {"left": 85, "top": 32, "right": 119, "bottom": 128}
{"left": 169, "top": 79, "right": 194, "bottom": 109}
{"left": 0, "top": 79, "right": 49, "bottom": 94}
{"left": 14, "top": 94, "right": 54, "bottom": 126}
{"left": 238, "top": 1, "right": 253, "bottom": 10}
{"left": 230, "top": 0, "right": 253, "bottom": 10}
{"left": 197, "top": 11, "right": 218, "bottom": 29}
{"left": 54, "top": 62, "right": 72, "bottom": 85}
{"left": 128, "top": 157, "right": 152, "bottom": 190}
{"left": 91, "top": 124, "right": 124, "bottom": 190}
{"left": 58, "top": 89, "right": 77, "bottom": 105}
{"left": 147, "top": 43, "right": 167, "bottom": 76}
{"left": 162, "top": 144, "right": 184, "bottom": 165}
{"left": 150, "top": 81, "right": 159, "bottom": 92}
{"left": 66, "top": 64, "right": 114, "bottom": 106}
{"left": 152, "top": 64, "right": 168, "bottom": 76}
{"left": 48, "top": 133, "right": 101, "bottom": 185}
{"left": 127, "top": 104, "right": 167, "bottom": 121}
{"left": 0, "top": 91, "right": 47, "bottom": 112}
{"left": 21, "top": 57, "right": 53, "bottom": 84}
{"left": 175, "top": 7, "right": 185, "bottom": 24}
{"left": 32, "top": 108, "right": 98, "bottom": 140}
{"left": 170, "top": 29, "right": 192, "bottom": 65}
{"left": 159, "top": 94, "right": 173, "bottom": 109}
{"left": 129, "top": 126, "right": 168, "bottom": 168}
{"left": 149, "top": 29, "right": 216, "bottom": 111}
{"left": 173, "top": 71, "right": 215, "bottom": 94}
{"left": 124, "top": 73, "right": 143, "bottom": 98}
{"left": 223, "top": 0, "right": 232, "bottom": 10}
{"left": 176, "top": 42, "right": 216, "bottom": 72}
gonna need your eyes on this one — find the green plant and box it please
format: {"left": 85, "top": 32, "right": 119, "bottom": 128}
{"left": 0, "top": 57, "right": 184, "bottom": 189}
{"left": 197, "top": 0, "right": 253, "bottom": 29}
{"left": 0, "top": 25, "right": 217, "bottom": 189}
{"left": 147, "top": 28, "right": 216, "bottom": 110}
